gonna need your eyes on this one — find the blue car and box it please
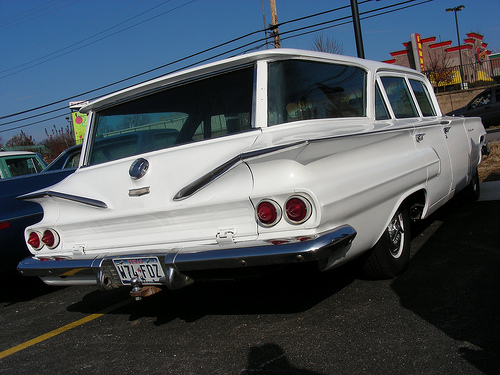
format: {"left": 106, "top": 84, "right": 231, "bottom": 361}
{"left": 0, "top": 146, "right": 81, "bottom": 272}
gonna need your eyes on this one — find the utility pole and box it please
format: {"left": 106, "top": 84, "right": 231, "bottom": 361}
{"left": 261, "top": 0, "right": 269, "bottom": 48}
{"left": 446, "top": 5, "right": 466, "bottom": 89}
{"left": 270, "top": 0, "right": 280, "bottom": 48}
{"left": 350, "top": 0, "right": 365, "bottom": 58}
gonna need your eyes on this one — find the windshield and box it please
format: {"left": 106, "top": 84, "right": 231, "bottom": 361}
{"left": 87, "top": 66, "right": 254, "bottom": 166}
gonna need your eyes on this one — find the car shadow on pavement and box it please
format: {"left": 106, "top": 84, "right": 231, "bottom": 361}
{"left": 67, "top": 261, "right": 358, "bottom": 325}
{"left": 241, "top": 343, "right": 326, "bottom": 375}
{"left": 391, "top": 199, "right": 500, "bottom": 374}
{"left": 0, "top": 270, "right": 63, "bottom": 306}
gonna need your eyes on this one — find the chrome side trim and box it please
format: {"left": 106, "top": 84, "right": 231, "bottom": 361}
{"left": 17, "top": 191, "right": 108, "bottom": 209}
{"left": 174, "top": 119, "right": 452, "bottom": 201}
{"left": 173, "top": 141, "right": 307, "bottom": 200}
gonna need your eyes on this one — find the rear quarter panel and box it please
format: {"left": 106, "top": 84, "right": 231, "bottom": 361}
{"left": 247, "top": 119, "right": 429, "bottom": 265}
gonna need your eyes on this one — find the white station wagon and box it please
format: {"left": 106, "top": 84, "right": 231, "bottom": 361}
{"left": 18, "top": 49, "right": 486, "bottom": 298}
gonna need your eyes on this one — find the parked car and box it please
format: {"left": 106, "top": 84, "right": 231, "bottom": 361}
{"left": 0, "top": 151, "right": 47, "bottom": 179}
{"left": 17, "top": 49, "right": 486, "bottom": 298}
{"left": 447, "top": 85, "right": 500, "bottom": 127}
{"left": 0, "top": 147, "right": 80, "bottom": 272}
{"left": 44, "top": 144, "right": 82, "bottom": 171}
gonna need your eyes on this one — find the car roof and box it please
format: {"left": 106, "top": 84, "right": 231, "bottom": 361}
{"left": 81, "top": 48, "right": 424, "bottom": 114}
{"left": 0, "top": 150, "right": 38, "bottom": 157}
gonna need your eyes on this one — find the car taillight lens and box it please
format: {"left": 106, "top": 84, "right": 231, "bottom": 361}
{"left": 42, "top": 229, "right": 59, "bottom": 249}
{"left": 28, "top": 232, "right": 43, "bottom": 250}
{"left": 285, "top": 197, "right": 311, "bottom": 224}
{"left": 256, "top": 200, "right": 281, "bottom": 226}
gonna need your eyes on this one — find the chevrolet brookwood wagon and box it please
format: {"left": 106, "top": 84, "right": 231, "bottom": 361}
{"left": 17, "top": 49, "right": 486, "bottom": 297}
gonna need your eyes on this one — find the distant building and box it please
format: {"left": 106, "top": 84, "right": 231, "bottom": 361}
{"left": 382, "top": 33, "right": 499, "bottom": 89}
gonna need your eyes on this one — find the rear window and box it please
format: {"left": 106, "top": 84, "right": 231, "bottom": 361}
{"left": 268, "top": 60, "right": 366, "bottom": 126}
{"left": 87, "top": 66, "right": 254, "bottom": 166}
{"left": 1, "top": 155, "right": 45, "bottom": 178}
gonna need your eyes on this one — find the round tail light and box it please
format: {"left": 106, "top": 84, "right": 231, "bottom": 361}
{"left": 28, "top": 231, "right": 43, "bottom": 250}
{"left": 42, "top": 229, "right": 60, "bottom": 249}
{"left": 285, "top": 196, "right": 311, "bottom": 224}
{"left": 256, "top": 200, "right": 281, "bottom": 227}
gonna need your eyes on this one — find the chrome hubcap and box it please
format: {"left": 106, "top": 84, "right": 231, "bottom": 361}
{"left": 388, "top": 213, "right": 404, "bottom": 258}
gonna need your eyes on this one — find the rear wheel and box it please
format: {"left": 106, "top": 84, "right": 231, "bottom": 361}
{"left": 362, "top": 208, "right": 410, "bottom": 279}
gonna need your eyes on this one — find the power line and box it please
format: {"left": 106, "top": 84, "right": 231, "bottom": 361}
{"left": 0, "top": 0, "right": 195, "bottom": 78}
{"left": 0, "top": 34, "right": 272, "bottom": 134}
{"left": 0, "top": 0, "right": 58, "bottom": 25}
{"left": 0, "top": 0, "right": 81, "bottom": 32}
{"left": 0, "top": 0, "right": 433, "bottom": 134}
{"left": 280, "top": 0, "right": 433, "bottom": 44}
{"left": 0, "top": 28, "right": 265, "bottom": 123}
{"left": 1, "top": 0, "right": 359, "bottom": 122}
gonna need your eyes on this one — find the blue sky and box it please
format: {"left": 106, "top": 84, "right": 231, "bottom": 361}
{"left": 1, "top": 0, "right": 499, "bottom": 144}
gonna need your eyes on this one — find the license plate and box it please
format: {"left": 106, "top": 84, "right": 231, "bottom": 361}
{"left": 113, "top": 257, "right": 165, "bottom": 285}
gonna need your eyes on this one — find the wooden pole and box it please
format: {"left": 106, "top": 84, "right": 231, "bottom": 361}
{"left": 270, "top": 0, "right": 280, "bottom": 48}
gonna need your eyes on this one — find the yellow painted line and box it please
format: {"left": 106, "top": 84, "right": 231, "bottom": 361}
{"left": 0, "top": 299, "right": 131, "bottom": 360}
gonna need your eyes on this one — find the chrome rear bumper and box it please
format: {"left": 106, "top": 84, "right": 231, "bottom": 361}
{"left": 18, "top": 225, "right": 356, "bottom": 290}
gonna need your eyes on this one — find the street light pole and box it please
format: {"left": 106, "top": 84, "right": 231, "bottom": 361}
{"left": 446, "top": 5, "right": 465, "bottom": 89}
{"left": 351, "top": 0, "right": 365, "bottom": 59}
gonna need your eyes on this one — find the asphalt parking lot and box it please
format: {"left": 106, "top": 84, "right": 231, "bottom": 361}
{"left": 0, "top": 186, "right": 499, "bottom": 375}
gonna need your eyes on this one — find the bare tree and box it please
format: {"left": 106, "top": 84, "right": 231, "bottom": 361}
{"left": 42, "top": 124, "right": 76, "bottom": 162}
{"left": 311, "top": 33, "right": 344, "bottom": 55}
{"left": 6, "top": 130, "right": 35, "bottom": 147}
{"left": 426, "top": 48, "right": 454, "bottom": 92}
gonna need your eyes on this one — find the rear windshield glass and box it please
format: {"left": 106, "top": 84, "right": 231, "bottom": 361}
{"left": 268, "top": 60, "right": 366, "bottom": 126}
{"left": 2, "top": 156, "right": 45, "bottom": 178}
{"left": 87, "top": 66, "right": 254, "bottom": 166}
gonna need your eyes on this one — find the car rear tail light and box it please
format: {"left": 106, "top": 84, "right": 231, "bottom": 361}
{"left": 28, "top": 231, "right": 43, "bottom": 250}
{"left": 256, "top": 200, "right": 281, "bottom": 227}
{"left": 0, "top": 221, "right": 10, "bottom": 230}
{"left": 42, "top": 229, "right": 60, "bottom": 249}
{"left": 285, "top": 196, "right": 311, "bottom": 224}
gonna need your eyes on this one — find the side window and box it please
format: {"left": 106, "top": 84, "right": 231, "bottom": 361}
{"left": 471, "top": 91, "right": 492, "bottom": 108}
{"left": 375, "top": 83, "right": 390, "bottom": 120}
{"left": 268, "top": 60, "right": 366, "bottom": 126}
{"left": 380, "top": 77, "right": 418, "bottom": 118}
{"left": 5, "top": 156, "right": 43, "bottom": 177}
{"left": 409, "top": 79, "right": 436, "bottom": 116}
{"left": 193, "top": 113, "right": 251, "bottom": 141}
{"left": 64, "top": 153, "right": 81, "bottom": 169}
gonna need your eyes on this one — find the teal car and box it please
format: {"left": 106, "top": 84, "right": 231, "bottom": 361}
{"left": 0, "top": 151, "right": 47, "bottom": 179}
